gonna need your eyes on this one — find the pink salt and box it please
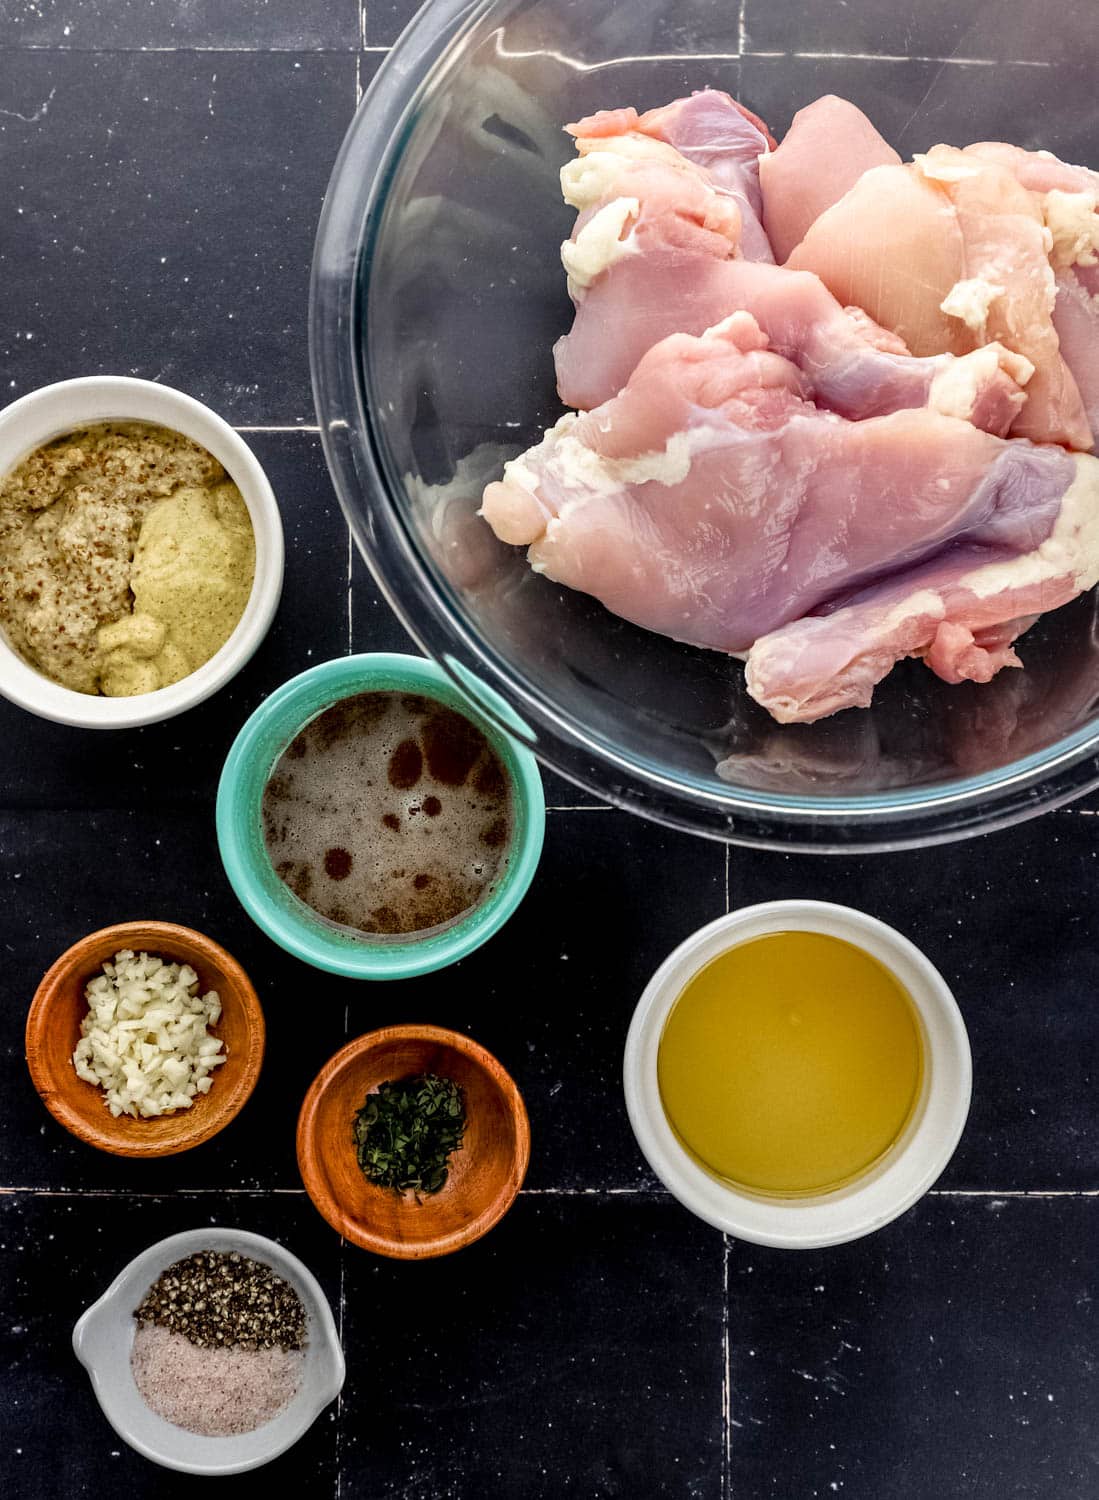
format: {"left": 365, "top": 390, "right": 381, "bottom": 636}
{"left": 131, "top": 1323, "right": 304, "bottom": 1437}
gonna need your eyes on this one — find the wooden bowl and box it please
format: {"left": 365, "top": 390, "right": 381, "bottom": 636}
{"left": 297, "top": 1025, "right": 530, "bottom": 1258}
{"left": 25, "top": 921, "right": 265, "bottom": 1157}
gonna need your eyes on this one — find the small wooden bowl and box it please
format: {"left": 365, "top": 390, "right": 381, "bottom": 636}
{"left": 25, "top": 921, "right": 265, "bottom": 1157}
{"left": 297, "top": 1025, "right": 530, "bottom": 1259}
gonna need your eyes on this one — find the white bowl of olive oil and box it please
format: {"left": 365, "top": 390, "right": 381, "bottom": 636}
{"left": 623, "top": 901, "right": 971, "bottom": 1249}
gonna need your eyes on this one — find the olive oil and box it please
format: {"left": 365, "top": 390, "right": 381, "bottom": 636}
{"left": 657, "top": 932, "right": 923, "bottom": 1197}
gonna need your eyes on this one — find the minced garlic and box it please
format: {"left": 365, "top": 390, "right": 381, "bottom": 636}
{"left": 72, "top": 949, "right": 227, "bottom": 1119}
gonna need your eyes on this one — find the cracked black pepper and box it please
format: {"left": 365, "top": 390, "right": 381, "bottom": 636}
{"left": 134, "top": 1250, "right": 306, "bottom": 1352}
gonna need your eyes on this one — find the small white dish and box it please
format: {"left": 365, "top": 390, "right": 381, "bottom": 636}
{"left": 623, "top": 900, "right": 972, "bottom": 1250}
{"left": 72, "top": 1226, "right": 344, "bottom": 1475}
{"left": 0, "top": 376, "right": 283, "bottom": 728}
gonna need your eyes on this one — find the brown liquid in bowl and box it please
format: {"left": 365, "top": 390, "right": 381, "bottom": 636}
{"left": 261, "top": 692, "right": 512, "bottom": 936}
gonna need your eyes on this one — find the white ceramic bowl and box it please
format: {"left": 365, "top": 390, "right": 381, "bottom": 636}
{"left": 72, "top": 1227, "right": 345, "bottom": 1475}
{"left": 0, "top": 377, "right": 283, "bottom": 727}
{"left": 624, "top": 900, "right": 972, "bottom": 1249}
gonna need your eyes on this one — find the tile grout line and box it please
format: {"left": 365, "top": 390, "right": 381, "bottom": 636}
{"left": 0, "top": 44, "right": 1054, "bottom": 66}
{"left": 0, "top": 1186, "right": 309, "bottom": 1197}
{"left": 520, "top": 1186, "right": 665, "bottom": 1195}
{"left": 724, "top": 843, "right": 731, "bottom": 914}
{"left": 737, "top": 0, "right": 746, "bottom": 57}
{"left": 722, "top": 1233, "right": 732, "bottom": 1500}
{"left": 747, "top": 48, "right": 1053, "bottom": 67}
{"left": 347, "top": 0, "right": 361, "bottom": 691}
{"left": 6, "top": 1184, "right": 1099, "bottom": 1198}
{"left": 0, "top": 797, "right": 1075, "bottom": 819}
{"left": 0, "top": 801, "right": 615, "bottom": 814}
{"left": 0, "top": 43, "right": 387, "bottom": 54}
{"left": 346, "top": 506, "right": 354, "bottom": 652}
{"left": 928, "top": 1188, "right": 1099, "bottom": 1198}
{"left": 0, "top": 1183, "right": 672, "bottom": 1196}
{"left": 234, "top": 424, "right": 319, "bottom": 433}
{"left": 334, "top": 1234, "right": 347, "bottom": 1500}
{"left": 344, "top": 531, "right": 353, "bottom": 654}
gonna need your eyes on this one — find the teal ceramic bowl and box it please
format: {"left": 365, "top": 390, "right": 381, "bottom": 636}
{"left": 216, "top": 654, "right": 545, "bottom": 979}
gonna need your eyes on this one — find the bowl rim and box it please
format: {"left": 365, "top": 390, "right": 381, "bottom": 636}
{"left": 72, "top": 1226, "right": 345, "bottom": 1475}
{"left": 623, "top": 900, "right": 972, "bottom": 1249}
{"left": 25, "top": 920, "right": 266, "bottom": 1157}
{"left": 0, "top": 375, "right": 284, "bottom": 729}
{"left": 296, "top": 1023, "right": 531, "bottom": 1258}
{"left": 309, "top": 1, "right": 1099, "bottom": 851}
{"left": 215, "top": 651, "right": 545, "bottom": 980}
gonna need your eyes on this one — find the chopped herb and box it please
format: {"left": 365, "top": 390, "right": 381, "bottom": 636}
{"left": 353, "top": 1073, "right": 466, "bottom": 1197}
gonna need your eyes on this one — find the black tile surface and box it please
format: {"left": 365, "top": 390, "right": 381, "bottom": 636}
{"left": 0, "top": 0, "right": 360, "bottom": 49}
{"left": 0, "top": 432, "right": 349, "bottom": 810}
{"left": 728, "top": 1196, "right": 1099, "bottom": 1498}
{"left": 362, "top": 0, "right": 422, "bottom": 50}
{"left": 1, "top": 805, "right": 354, "bottom": 1191}
{"left": 349, "top": 534, "right": 605, "bottom": 809}
{"left": 3, "top": 0, "right": 1099, "bottom": 1495}
{"left": 729, "top": 814, "right": 1099, "bottom": 1190}
{"left": 339, "top": 1195, "right": 724, "bottom": 1497}
{"left": 2, "top": 808, "right": 719, "bottom": 1194}
{"left": 366, "top": 808, "right": 724, "bottom": 1191}
{"left": 0, "top": 50, "right": 354, "bottom": 424}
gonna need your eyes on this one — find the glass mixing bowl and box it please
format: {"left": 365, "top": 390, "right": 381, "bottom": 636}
{"left": 310, "top": 0, "right": 1099, "bottom": 850}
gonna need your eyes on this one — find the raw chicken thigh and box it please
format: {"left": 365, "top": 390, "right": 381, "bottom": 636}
{"left": 758, "top": 95, "right": 900, "bottom": 263}
{"left": 568, "top": 91, "right": 776, "bottom": 265}
{"left": 484, "top": 313, "right": 1096, "bottom": 659}
{"left": 480, "top": 89, "right": 1099, "bottom": 723}
{"left": 779, "top": 126, "right": 1094, "bottom": 450}
{"left": 554, "top": 147, "right": 1030, "bottom": 427}
{"left": 959, "top": 142, "right": 1099, "bottom": 448}
{"left": 745, "top": 514, "right": 1098, "bottom": 724}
